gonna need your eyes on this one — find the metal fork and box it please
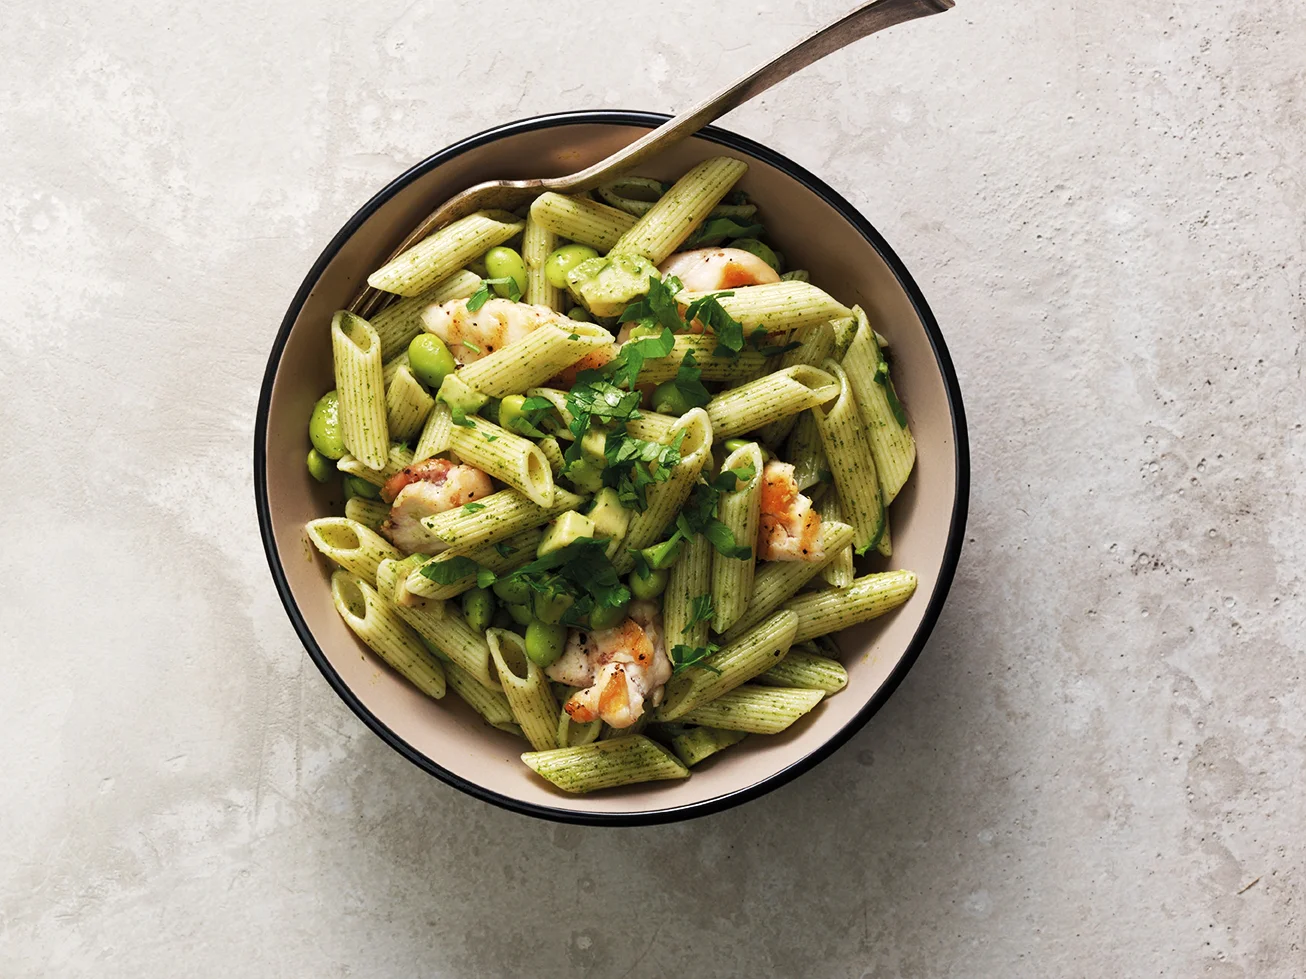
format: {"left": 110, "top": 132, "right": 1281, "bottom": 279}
{"left": 352, "top": 0, "right": 954, "bottom": 316}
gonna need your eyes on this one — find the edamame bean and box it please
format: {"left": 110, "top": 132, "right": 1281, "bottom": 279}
{"left": 343, "top": 475, "right": 380, "bottom": 500}
{"left": 651, "top": 381, "right": 691, "bottom": 416}
{"left": 306, "top": 448, "right": 334, "bottom": 483}
{"left": 485, "top": 246, "right": 528, "bottom": 298}
{"left": 587, "top": 602, "right": 629, "bottom": 631}
{"left": 492, "top": 578, "right": 531, "bottom": 606}
{"left": 506, "top": 603, "right": 535, "bottom": 626}
{"left": 628, "top": 567, "right": 669, "bottom": 600}
{"left": 461, "top": 587, "right": 496, "bottom": 633}
{"left": 524, "top": 621, "right": 568, "bottom": 667}
{"left": 408, "top": 334, "right": 456, "bottom": 389}
{"left": 544, "top": 244, "right": 599, "bottom": 288}
{"left": 308, "top": 391, "right": 346, "bottom": 460}
{"left": 497, "top": 395, "right": 539, "bottom": 437}
{"left": 566, "top": 307, "right": 592, "bottom": 322}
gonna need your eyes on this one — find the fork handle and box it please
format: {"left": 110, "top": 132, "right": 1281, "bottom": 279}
{"left": 545, "top": 0, "right": 954, "bottom": 194}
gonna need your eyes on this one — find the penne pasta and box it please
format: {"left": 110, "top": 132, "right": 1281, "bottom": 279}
{"left": 624, "top": 408, "right": 713, "bottom": 550}
{"left": 522, "top": 216, "right": 563, "bottom": 310}
{"left": 710, "top": 441, "right": 764, "bottom": 633}
{"left": 306, "top": 517, "right": 400, "bottom": 583}
{"left": 454, "top": 321, "right": 614, "bottom": 397}
{"left": 421, "top": 488, "right": 586, "bottom": 553}
{"left": 669, "top": 726, "right": 749, "bottom": 767}
{"left": 634, "top": 334, "right": 769, "bottom": 385}
{"left": 718, "top": 521, "right": 856, "bottom": 643}
{"left": 655, "top": 610, "right": 798, "bottom": 721}
{"left": 678, "top": 281, "right": 851, "bottom": 335}
{"left": 816, "top": 489, "right": 855, "bottom": 589}
{"left": 705, "top": 364, "right": 839, "bottom": 440}
{"left": 343, "top": 496, "right": 389, "bottom": 532}
{"left": 405, "top": 527, "right": 544, "bottom": 601}
{"left": 370, "top": 269, "right": 482, "bottom": 360}
{"left": 755, "top": 321, "right": 837, "bottom": 446}
{"left": 384, "top": 364, "right": 435, "bottom": 442}
{"left": 337, "top": 441, "right": 415, "bottom": 487}
{"left": 521, "top": 736, "right": 689, "bottom": 793}
{"left": 445, "top": 660, "right": 515, "bottom": 728}
{"left": 844, "top": 306, "right": 916, "bottom": 504}
{"left": 446, "top": 415, "right": 554, "bottom": 507}
{"left": 330, "top": 571, "right": 445, "bottom": 699}
{"left": 368, "top": 211, "right": 524, "bottom": 297}
{"left": 609, "top": 157, "right": 749, "bottom": 264}
{"left": 755, "top": 648, "right": 848, "bottom": 693}
{"left": 488, "top": 629, "right": 560, "bottom": 751}
{"left": 528, "top": 192, "right": 637, "bottom": 252}
{"left": 783, "top": 570, "right": 918, "bottom": 643}
{"left": 674, "top": 685, "right": 824, "bottom": 735}
{"left": 331, "top": 311, "right": 390, "bottom": 470}
{"left": 813, "top": 359, "right": 884, "bottom": 553}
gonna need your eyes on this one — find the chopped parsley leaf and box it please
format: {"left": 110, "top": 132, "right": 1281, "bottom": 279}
{"left": 686, "top": 594, "right": 715, "bottom": 629}
{"left": 466, "top": 275, "right": 522, "bottom": 311}
{"left": 417, "top": 555, "right": 482, "bottom": 584}
{"left": 492, "top": 542, "right": 516, "bottom": 559}
{"left": 670, "top": 642, "right": 721, "bottom": 674}
{"left": 683, "top": 292, "right": 744, "bottom": 358}
{"left": 461, "top": 501, "right": 487, "bottom": 513}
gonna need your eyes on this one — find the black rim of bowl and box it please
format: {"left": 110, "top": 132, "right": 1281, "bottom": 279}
{"left": 254, "top": 109, "right": 970, "bottom": 826}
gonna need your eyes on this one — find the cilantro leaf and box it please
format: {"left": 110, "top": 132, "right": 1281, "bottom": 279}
{"left": 704, "top": 520, "right": 752, "bottom": 559}
{"left": 683, "top": 293, "right": 744, "bottom": 358}
{"left": 874, "top": 358, "right": 909, "bottom": 427}
{"left": 466, "top": 276, "right": 522, "bottom": 311}
{"left": 462, "top": 502, "right": 487, "bottom": 513}
{"left": 670, "top": 643, "right": 722, "bottom": 675}
{"left": 493, "top": 542, "right": 516, "bottom": 559}
{"left": 686, "top": 218, "right": 765, "bottom": 247}
{"left": 748, "top": 326, "right": 801, "bottom": 357}
{"left": 418, "top": 555, "right": 482, "bottom": 584}
{"left": 686, "top": 594, "right": 715, "bottom": 629}
{"left": 602, "top": 429, "right": 684, "bottom": 511}
{"left": 617, "top": 274, "right": 684, "bottom": 333}
{"left": 667, "top": 349, "right": 712, "bottom": 410}
{"left": 499, "top": 537, "right": 631, "bottom": 627}
{"left": 607, "top": 325, "right": 676, "bottom": 391}
{"left": 476, "top": 567, "right": 499, "bottom": 589}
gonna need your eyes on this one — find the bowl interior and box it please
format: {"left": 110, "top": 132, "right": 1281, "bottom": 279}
{"left": 258, "top": 115, "right": 964, "bottom": 822}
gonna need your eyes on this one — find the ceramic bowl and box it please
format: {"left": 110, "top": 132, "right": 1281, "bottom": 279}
{"left": 255, "top": 111, "right": 968, "bottom": 824}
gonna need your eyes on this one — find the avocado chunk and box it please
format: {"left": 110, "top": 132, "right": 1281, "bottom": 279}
{"left": 565, "top": 252, "right": 659, "bottom": 318}
{"left": 587, "top": 487, "right": 632, "bottom": 544}
{"left": 538, "top": 511, "right": 596, "bottom": 557}
{"left": 436, "top": 373, "right": 488, "bottom": 419}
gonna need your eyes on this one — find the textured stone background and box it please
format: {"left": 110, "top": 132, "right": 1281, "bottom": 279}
{"left": 3, "top": 0, "right": 1303, "bottom": 975}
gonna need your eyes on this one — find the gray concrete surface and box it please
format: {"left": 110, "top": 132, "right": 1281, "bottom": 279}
{"left": 3, "top": 0, "right": 1303, "bottom": 975}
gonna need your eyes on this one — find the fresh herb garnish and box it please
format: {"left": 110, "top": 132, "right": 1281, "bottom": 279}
{"left": 670, "top": 642, "right": 722, "bottom": 674}
{"left": 462, "top": 501, "right": 487, "bottom": 513}
{"left": 683, "top": 292, "right": 744, "bottom": 358}
{"left": 603, "top": 428, "right": 685, "bottom": 510}
{"left": 462, "top": 340, "right": 481, "bottom": 354}
{"left": 874, "top": 358, "right": 909, "bottom": 427}
{"left": 417, "top": 555, "right": 482, "bottom": 584}
{"left": 466, "top": 276, "right": 522, "bottom": 311}
{"left": 665, "top": 349, "right": 712, "bottom": 410}
{"left": 686, "top": 217, "right": 764, "bottom": 247}
{"left": 492, "top": 542, "right": 516, "bottom": 559}
{"left": 748, "top": 326, "right": 801, "bottom": 358}
{"left": 667, "top": 464, "right": 757, "bottom": 559}
{"left": 477, "top": 537, "right": 630, "bottom": 627}
{"left": 484, "top": 433, "right": 498, "bottom": 442}
{"left": 687, "top": 594, "right": 715, "bottom": 629}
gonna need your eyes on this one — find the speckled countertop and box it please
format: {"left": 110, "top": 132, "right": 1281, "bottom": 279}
{"left": 3, "top": 1, "right": 1303, "bottom": 975}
